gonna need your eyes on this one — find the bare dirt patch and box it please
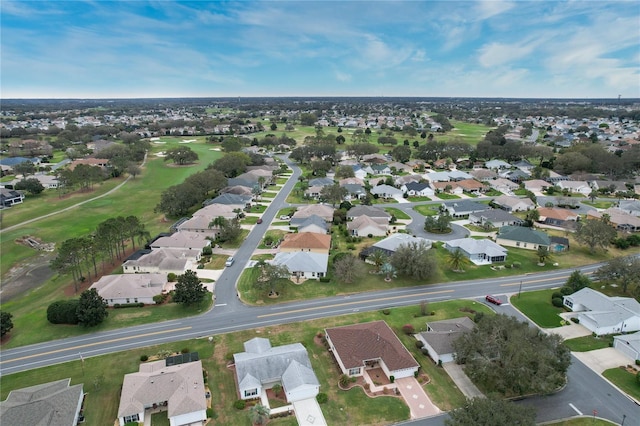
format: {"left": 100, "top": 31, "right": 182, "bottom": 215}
{"left": 1, "top": 252, "right": 55, "bottom": 302}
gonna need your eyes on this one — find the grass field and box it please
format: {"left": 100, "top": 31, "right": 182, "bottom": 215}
{"left": 414, "top": 205, "right": 440, "bottom": 216}
{"left": 582, "top": 200, "right": 614, "bottom": 209}
{"left": 384, "top": 207, "right": 411, "bottom": 220}
{"left": 547, "top": 419, "right": 617, "bottom": 426}
{"left": 602, "top": 367, "right": 640, "bottom": 401}
{"left": 0, "top": 300, "right": 485, "bottom": 426}
{"left": 564, "top": 335, "right": 613, "bottom": 352}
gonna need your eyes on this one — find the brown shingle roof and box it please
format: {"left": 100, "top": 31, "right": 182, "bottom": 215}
{"left": 280, "top": 232, "right": 331, "bottom": 251}
{"left": 325, "top": 321, "right": 419, "bottom": 372}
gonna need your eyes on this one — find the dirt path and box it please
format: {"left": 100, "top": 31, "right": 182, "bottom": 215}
{"left": 0, "top": 252, "right": 55, "bottom": 302}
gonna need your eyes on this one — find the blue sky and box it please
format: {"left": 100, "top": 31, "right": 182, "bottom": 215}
{"left": 2, "top": 1, "right": 639, "bottom": 99}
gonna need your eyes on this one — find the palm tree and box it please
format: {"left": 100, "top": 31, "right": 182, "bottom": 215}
{"left": 447, "top": 249, "right": 468, "bottom": 272}
{"left": 248, "top": 403, "right": 270, "bottom": 425}
{"left": 537, "top": 246, "right": 550, "bottom": 265}
{"left": 588, "top": 190, "right": 598, "bottom": 203}
{"left": 369, "top": 250, "right": 387, "bottom": 273}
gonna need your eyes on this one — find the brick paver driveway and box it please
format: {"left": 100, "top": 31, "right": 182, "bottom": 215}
{"left": 395, "top": 377, "right": 441, "bottom": 419}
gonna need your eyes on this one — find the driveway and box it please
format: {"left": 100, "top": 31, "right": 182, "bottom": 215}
{"left": 572, "top": 348, "right": 634, "bottom": 374}
{"left": 292, "top": 398, "right": 327, "bottom": 426}
{"left": 395, "top": 377, "right": 441, "bottom": 419}
{"left": 442, "top": 362, "right": 483, "bottom": 399}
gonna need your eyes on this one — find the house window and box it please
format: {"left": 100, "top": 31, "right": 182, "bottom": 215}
{"left": 348, "top": 367, "right": 361, "bottom": 376}
{"left": 516, "top": 242, "right": 520, "bottom": 247}
{"left": 565, "top": 299, "right": 573, "bottom": 308}
{"left": 244, "top": 389, "right": 258, "bottom": 397}
{"left": 123, "top": 414, "right": 140, "bottom": 423}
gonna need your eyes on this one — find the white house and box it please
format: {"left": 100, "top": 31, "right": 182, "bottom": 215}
{"left": 563, "top": 288, "right": 640, "bottom": 336}
{"left": 492, "top": 195, "right": 535, "bottom": 212}
{"left": 271, "top": 251, "right": 329, "bottom": 280}
{"left": 347, "top": 215, "right": 388, "bottom": 237}
{"left": 444, "top": 238, "right": 507, "bottom": 265}
{"left": 557, "top": 180, "right": 592, "bottom": 196}
{"left": 485, "top": 159, "right": 512, "bottom": 170}
{"left": 234, "top": 338, "right": 320, "bottom": 403}
{"left": 90, "top": 273, "right": 168, "bottom": 306}
{"left": 416, "top": 317, "right": 476, "bottom": 364}
{"left": 123, "top": 248, "right": 198, "bottom": 275}
{"left": 401, "top": 181, "right": 434, "bottom": 197}
{"left": 117, "top": 359, "right": 207, "bottom": 426}
{"left": 370, "top": 184, "right": 403, "bottom": 199}
{"left": 613, "top": 333, "right": 640, "bottom": 361}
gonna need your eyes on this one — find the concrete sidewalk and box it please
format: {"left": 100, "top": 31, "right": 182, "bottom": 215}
{"left": 395, "top": 377, "right": 441, "bottom": 419}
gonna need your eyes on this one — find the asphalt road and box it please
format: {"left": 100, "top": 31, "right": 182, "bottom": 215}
{"left": 1, "top": 156, "right": 637, "bottom": 424}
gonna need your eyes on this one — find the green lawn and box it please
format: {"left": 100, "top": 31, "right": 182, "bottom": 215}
{"left": 435, "top": 193, "right": 460, "bottom": 200}
{"left": 439, "top": 120, "right": 494, "bottom": 146}
{"left": 510, "top": 289, "right": 565, "bottom": 328}
{"left": 414, "top": 205, "right": 440, "bottom": 216}
{"left": 407, "top": 196, "right": 432, "bottom": 202}
{"left": 242, "top": 216, "right": 260, "bottom": 224}
{"left": 548, "top": 419, "right": 617, "bottom": 426}
{"left": 602, "top": 367, "right": 640, "bottom": 401}
{"left": 1, "top": 300, "right": 486, "bottom": 426}
{"left": 151, "top": 411, "right": 171, "bottom": 426}
{"left": 582, "top": 200, "right": 614, "bottom": 209}
{"left": 564, "top": 335, "right": 613, "bottom": 352}
{"left": 384, "top": 207, "right": 411, "bottom": 220}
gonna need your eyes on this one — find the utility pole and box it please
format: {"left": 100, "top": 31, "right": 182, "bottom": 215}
{"left": 518, "top": 280, "right": 522, "bottom": 298}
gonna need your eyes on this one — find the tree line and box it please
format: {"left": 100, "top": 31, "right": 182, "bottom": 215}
{"left": 50, "top": 215, "right": 150, "bottom": 291}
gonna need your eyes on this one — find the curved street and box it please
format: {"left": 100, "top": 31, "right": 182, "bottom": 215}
{"left": 0, "top": 156, "right": 637, "bottom": 425}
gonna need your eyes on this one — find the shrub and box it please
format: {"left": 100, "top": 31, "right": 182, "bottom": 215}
{"left": 319, "top": 277, "right": 331, "bottom": 282}
{"left": 153, "top": 293, "right": 168, "bottom": 304}
{"left": 551, "top": 291, "right": 563, "bottom": 300}
{"left": 390, "top": 375, "right": 395, "bottom": 383}
{"left": 140, "top": 354, "right": 148, "bottom": 362}
{"left": 511, "top": 261, "right": 521, "bottom": 268}
{"left": 415, "top": 340, "right": 424, "bottom": 349}
{"left": 421, "top": 347, "right": 429, "bottom": 355}
{"left": 339, "top": 374, "right": 350, "bottom": 387}
{"left": 368, "top": 233, "right": 373, "bottom": 238}
{"left": 114, "top": 302, "right": 144, "bottom": 309}
{"left": 551, "top": 297, "right": 564, "bottom": 308}
{"left": 316, "top": 393, "right": 328, "bottom": 404}
{"left": 181, "top": 348, "right": 190, "bottom": 354}
{"left": 414, "top": 370, "right": 419, "bottom": 378}
{"left": 571, "top": 317, "right": 580, "bottom": 324}
{"left": 206, "top": 408, "right": 214, "bottom": 418}
{"left": 202, "top": 246, "right": 212, "bottom": 256}
{"left": 234, "top": 400, "right": 246, "bottom": 410}
{"left": 47, "top": 300, "right": 80, "bottom": 325}
{"left": 560, "top": 286, "right": 574, "bottom": 295}
{"left": 382, "top": 309, "right": 390, "bottom": 315}
{"left": 402, "top": 324, "right": 415, "bottom": 335}
{"left": 197, "top": 264, "right": 204, "bottom": 269}
{"left": 167, "top": 272, "right": 177, "bottom": 282}
{"left": 635, "top": 360, "right": 640, "bottom": 366}
{"left": 346, "top": 244, "right": 355, "bottom": 250}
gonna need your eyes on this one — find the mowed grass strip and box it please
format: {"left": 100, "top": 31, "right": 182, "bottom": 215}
{"left": 1, "top": 300, "right": 483, "bottom": 426}
{"left": 602, "top": 367, "right": 640, "bottom": 401}
{"left": 563, "top": 335, "right": 613, "bottom": 352}
{"left": 510, "top": 289, "right": 565, "bottom": 328}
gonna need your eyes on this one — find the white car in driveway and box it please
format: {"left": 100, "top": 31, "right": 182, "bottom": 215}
{"left": 225, "top": 257, "right": 235, "bottom": 267}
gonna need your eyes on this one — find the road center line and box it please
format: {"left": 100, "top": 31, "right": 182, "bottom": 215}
{"left": 257, "top": 290, "right": 455, "bottom": 318}
{"left": 0, "top": 326, "right": 192, "bottom": 365}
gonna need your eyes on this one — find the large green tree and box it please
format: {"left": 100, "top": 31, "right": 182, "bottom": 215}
{"left": 594, "top": 255, "right": 640, "bottom": 294}
{"left": 575, "top": 219, "right": 617, "bottom": 253}
{"left": 164, "top": 146, "right": 199, "bottom": 165}
{"left": 210, "top": 152, "right": 252, "bottom": 177}
{"left": 453, "top": 314, "right": 571, "bottom": 397}
{"left": 254, "top": 262, "right": 290, "bottom": 294}
{"left": 14, "top": 178, "right": 45, "bottom": 195}
{"left": 333, "top": 254, "right": 366, "bottom": 284}
{"left": 76, "top": 288, "right": 109, "bottom": 327}
{"left": 390, "top": 241, "right": 437, "bottom": 281}
{"left": 173, "top": 270, "right": 207, "bottom": 305}
{"left": 320, "top": 183, "right": 348, "bottom": 207}
{"left": 445, "top": 396, "right": 536, "bottom": 426}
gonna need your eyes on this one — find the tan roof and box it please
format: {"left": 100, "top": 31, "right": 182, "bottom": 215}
{"left": 537, "top": 207, "right": 578, "bottom": 221}
{"left": 292, "top": 204, "right": 334, "bottom": 221}
{"left": 325, "top": 320, "right": 419, "bottom": 372}
{"left": 118, "top": 360, "right": 206, "bottom": 420}
{"left": 347, "top": 215, "right": 388, "bottom": 232}
{"left": 151, "top": 232, "right": 210, "bottom": 250}
{"left": 90, "top": 273, "right": 167, "bottom": 300}
{"left": 456, "top": 179, "right": 485, "bottom": 190}
{"left": 280, "top": 232, "right": 331, "bottom": 251}
{"left": 432, "top": 181, "right": 459, "bottom": 190}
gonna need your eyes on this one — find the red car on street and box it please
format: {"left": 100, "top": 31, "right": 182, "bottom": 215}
{"left": 485, "top": 295, "right": 503, "bottom": 305}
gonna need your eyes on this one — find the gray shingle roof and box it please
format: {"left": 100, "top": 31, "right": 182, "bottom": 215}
{"left": 272, "top": 252, "right": 328, "bottom": 274}
{"left": 497, "top": 226, "right": 551, "bottom": 246}
{"left": 1, "top": 379, "right": 83, "bottom": 426}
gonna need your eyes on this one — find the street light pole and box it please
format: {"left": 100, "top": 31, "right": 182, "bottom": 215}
{"left": 518, "top": 280, "right": 522, "bottom": 298}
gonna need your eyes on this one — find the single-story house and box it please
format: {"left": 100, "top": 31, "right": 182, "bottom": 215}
{"left": 613, "top": 333, "right": 640, "bottom": 361}
{"left": 122, "top": 248, "right": 198, "bottom": 275}
{"left": 347, "top": 205, "right": 391, "bottom": 222}
{"left": 348, "top": 215, "right": 388, "bottom": 237}
{"left": 222, "top": 185, "right": 254, "bottom": 196}
{"left": 234, "top": 338, "right": 320, "bottom": 403}
{"left": 442, "top": 200, "right": 489, "bottom": 218}
{"left": 432, "top": 181, "right": 463, "bottom": 195}
{"left": 339, "top": 177, "right": 365, "bottom": 187}
{"left": 537, "top": 207, "right": 579, "bottom": 228}
{"left": 617, "top": 200, "right": 640, "bottom": 217}
{"left": 90, "top": 273, "right": 168, "bottom": 306}
{"left": 456, "top": 179, "right": 486, "bottom": 194}
{"left": 364, "top": 164, "right": 391, "bottom": 175}
{"left": 488, "top": 178, "right": 519, "bottom": 194}
{"left": 291, "top": 205, "right": 334, "bottom": 223}
{"left": 341, "top": 183, "right": 367, "bottom": 200}
{"left": 370, "top": 184, "right": 403, "bottom": 199}
{"left": 491, "top": 195, "right": 535, "bottom": 212}
{"left": 444, "top": 238, "right": 507, "bottom": 265}
{"left": 0, "top": 379, "right": 84, "bottom": 426}
{"left": 586, "top": 209, "right": 640, "bottom": 232}
{"left": 360, "top": 234, "right": 431, "bottom": 258}
{"left": 279, "top": 232, "right": 331, "bottom": 254}
{"left": 469, "top": 169, "right": 498, "bottom": 182}
{"left": 271, "top": 251, "right": 329, "bottom": 280}
{"left": 401, "top": 181, "right": 434, "bottom": 197}
{"left": 589, "top": 180, "right": 629, "bottom": 193}
{"left": 297, "top": 215, "right": 329, "bottom": 234}
{"left": 557, "top": 180, "right": 592, "bottom": 196}
{"left": 495, "top": 226, "right": 551, "bottom": 251}
{"left": 469, "top": 209, "right": 523, "bottom": 228}
{"left": 485, "top": 159, "right": 511, "bottom": 170}
{"left": 502, "top": 169, "right": 530, "bottom": 183}
{"left": 0, "top": 188, "right": 24, "bottom": 207}
{"left": 308, "top": 177, "right": 333, "bottom": 188}
{"left": 513, "top": 159, "right": 534, "bottom": 172}
{"left": 395, "top": 174, "right": 423, "bottom": 187}
{"left": 416, "top": 317, "right": 476, "bottom": 364}
{"left": 117, "top": 358, "right": 207, "bottom": 426}
{"left": 563, "top": 288, "right": 640, "bottom": 336}
{"left": 325, "top": 321, "right": 419, "bottom": 380}
{"left": 523, "top": 179, "right": 551, "bottom": 193}
{"left": 150, "top": 231, "right": 210, "bottom": 251}
{"left": 204, "top": 193, "right": 252, "bottom": 208}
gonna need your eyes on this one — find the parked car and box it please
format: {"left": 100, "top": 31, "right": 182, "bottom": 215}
{"left": 257, "top": 218, "right": 263, "bottom": 224}
{"left": 225, "top": 257, "right": 235, "bottom": 267}
{"left": 485, "top": 295, "right": 502, "bottom": 305}
{"left": 279, "top": 215, "right": 290, "bottom": 220}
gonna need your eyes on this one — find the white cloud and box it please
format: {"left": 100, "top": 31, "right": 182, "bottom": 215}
{"left": 335, "top": 71, "right": 352, "bottom": 82}
{"left": 477, "top": 42, "right": 535, "bottom": 68}
{"left": 475, "top": 0, "right": 516, "bottom": 21}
